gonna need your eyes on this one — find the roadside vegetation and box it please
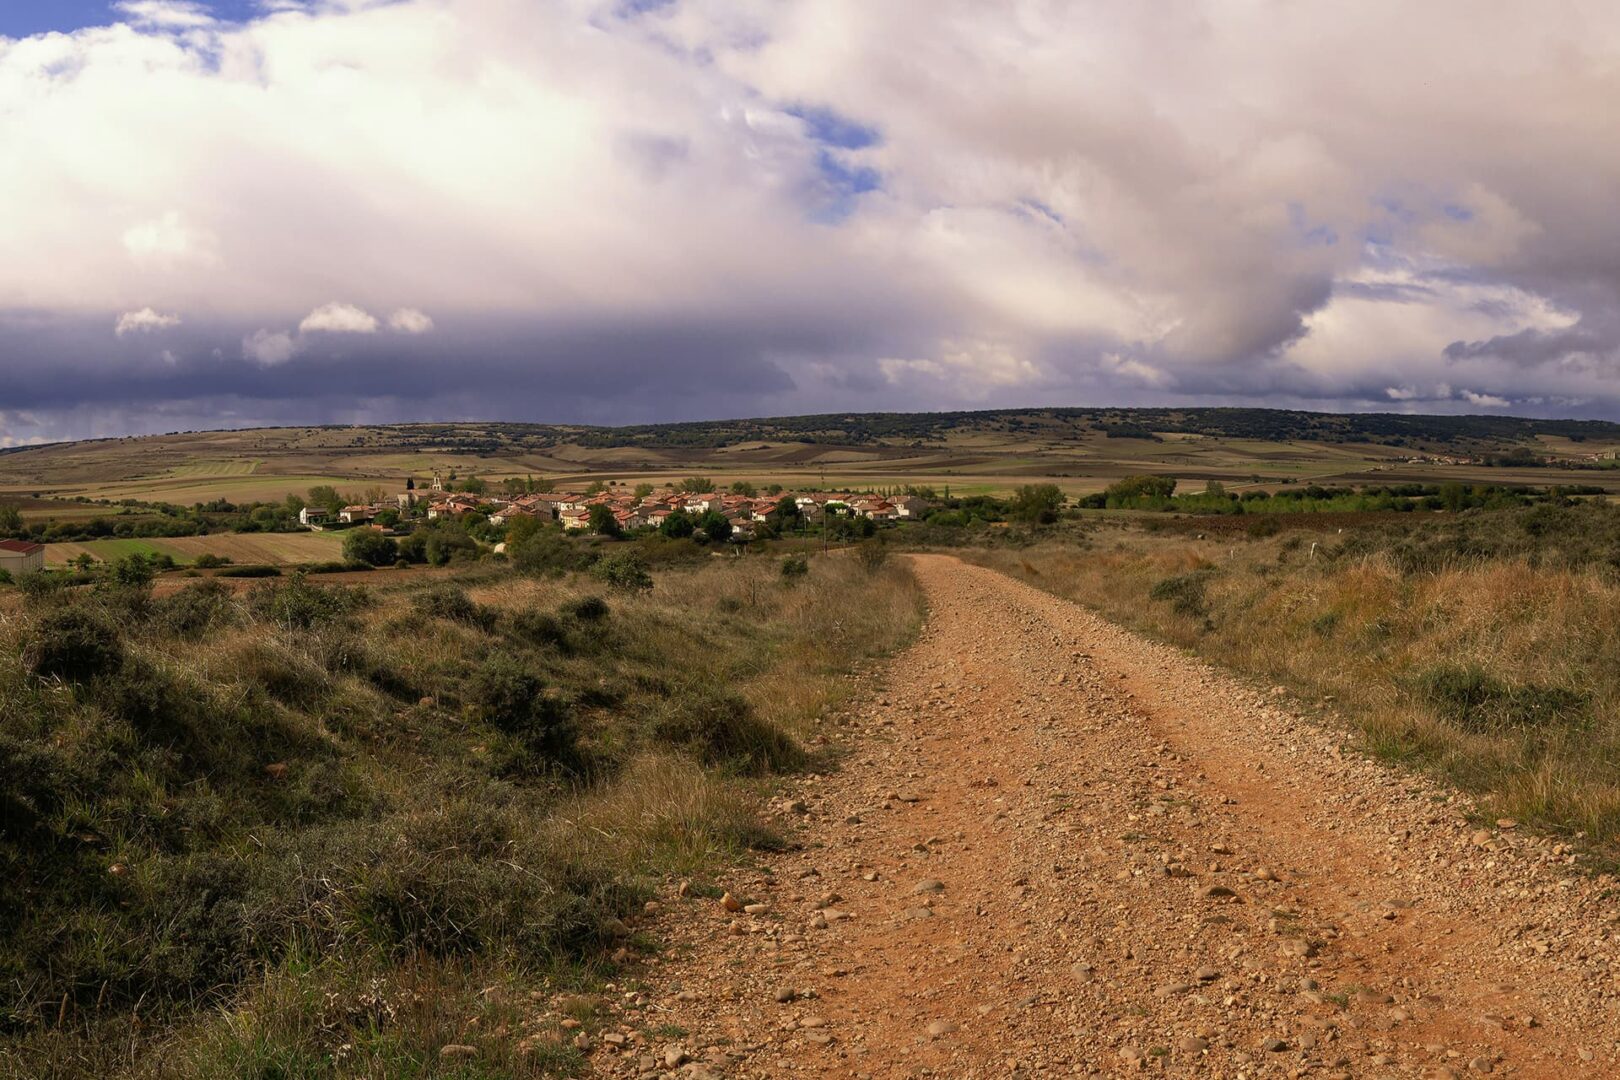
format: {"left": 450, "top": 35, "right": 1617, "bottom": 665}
{"left": 962, "top": 501, "right": 1620, "bottom": 849}
{"left": 0, "top": 550, "right": 923, "bottom": 1078}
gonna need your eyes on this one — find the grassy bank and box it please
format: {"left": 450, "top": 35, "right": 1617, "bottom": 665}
{"left": 962, "top": 502, "right": 1620, "bottom": 848}
{"left": 0, "top": 550, "right": 923, "bottom": 1078}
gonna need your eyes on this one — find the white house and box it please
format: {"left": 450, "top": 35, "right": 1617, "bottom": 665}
{"left": 338, "top": 505, "right": 375, "bottom": 524}
{"left": 0, "top": 539, "right": 45, "bottom": 577}
{"left": 299, "top": 506, "right": 329, "bottom": 527}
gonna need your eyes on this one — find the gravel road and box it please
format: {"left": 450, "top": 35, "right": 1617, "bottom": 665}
{"left": 578, "top": 554, "right": 1620, "bottom": 1078}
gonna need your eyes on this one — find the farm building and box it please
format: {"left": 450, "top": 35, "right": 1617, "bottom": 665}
{"left": 0, "top": 539, "right": 45, "bottom": 576}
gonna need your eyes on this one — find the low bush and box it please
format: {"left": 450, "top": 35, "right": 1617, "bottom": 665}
{"left": 1416, "top": 664, "right": 1589, "bottom": 732}
{"left": 247, "top": 576, "right": 368, "bottom": 630}
{"left": 22, "top": 606, "right": 124, "bottom": 682}
{"left": 590, "top": 551, "right": 653, "bottom": 592}
{"left": 415, "top": 583, "right": 496, "bottom": 630}
{"left": 1148, "top": 570, "right": 1213, "bottom": 618}
{"left": 469, "top": 653, "right": 577, "bottom": 766}
{"left": 562, "top": 595, "right": 610, "bottom": 622}
{"left": 216, "top": 564, "right": 281, "bottom": 578}
{"left": 651, "top": 681, "right": 803, "bottom": 773}
{"left": 152, "top": 580, "right": 238, "bottom": 640}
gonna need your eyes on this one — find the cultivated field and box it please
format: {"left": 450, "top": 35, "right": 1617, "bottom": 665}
{"left": 5, "top": 411, "right": 1620, "bottom": 511}
{"left": 45, "top": 532, "right": 345, "bottom": 567}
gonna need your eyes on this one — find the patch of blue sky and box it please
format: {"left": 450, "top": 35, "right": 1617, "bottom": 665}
{"left": 786, "top": 104, "right": 881, "bottom": 150}
{"left": 806, "top": 148, "right": 882, "bottom": 225}
{"left": 1, "top": 2, "right": 289, "bottom": 39}
{"left": 786, "top": 103, "right": 883, "bottom": 225}
{"left": 1287, "top": 201, "right": 1338, "bottom": 247}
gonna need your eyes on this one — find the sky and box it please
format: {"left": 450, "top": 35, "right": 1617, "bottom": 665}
{"left": 2, "top": 1, "right": 1620, "bottom": 444}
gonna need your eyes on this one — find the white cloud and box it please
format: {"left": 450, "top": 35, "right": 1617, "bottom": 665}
{"left": 122, "top": 212, "right": 217, "bottom": 267}
{"left": 388, "top": 307, "right": 434, "bottom": 334}
{"left": 1461, "top": 390, "right": 1511, "bottom": 408}
{"left": 0, "top": 0, "right": 1619, "bottom": 423}
{"left": 115, "top": 307, "right": 182, "bottom": 336}
{"left": 243, "top": 328, "right": 298, "bottom": 366}
{"left": 115, "top": 2, "right": 217, "bottom": 29}
{"left": 299, "top": 302, "right": 379, "bottom": 334}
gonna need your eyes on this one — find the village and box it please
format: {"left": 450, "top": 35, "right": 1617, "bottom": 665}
{"left": 297, "top": 474, "right": 935, "bottom": 539}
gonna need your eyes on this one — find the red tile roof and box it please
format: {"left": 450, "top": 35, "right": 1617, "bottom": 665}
{"left": 0, "top": 539, "right": 43, "bottom": 554}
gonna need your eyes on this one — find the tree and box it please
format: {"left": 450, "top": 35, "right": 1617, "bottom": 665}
{"left": 1009, "top": 483, "right": 1065, "bottom": 524}
{"left": 730, "top": 480, "right": 757, "bottom": 497}
{"left": 768, "top": 494, "right": 803, "bottom": 530}
{"left": 405, "top": 476, "right": 416, "bottom": 491}
{"left": 588, "top": 503, "right": 621, "bottom": 537}
{"left": 660, "top": 508, "right": 695, "bottom": 539}
{"left": 461, "top": 475, "right": 488, "bottom": 496}
{"left": 679, "top": 476, "right": 715, "bottom": 494}
{"left": 1103, "top": 475, "right": 1177, "bottom": 501}
{"left": 696, "top": 509, "right": 732, "bottom": 542}
{"left": 307, "top": 485, "right": 345, "bottom": 513}
{"left": 0, "top": 504, "right": 21, "bottom": 534}
{"left": 505, "top": 514, "right": 543, "bottom": 546}
{"left": 585, "top": 479, "right": 607, "bottom": 495}
{"left": 633, "top": 482, "right": 655, "bottom": 499}
{"left": 344, "top": 529, "right": 399, "bottom": 566}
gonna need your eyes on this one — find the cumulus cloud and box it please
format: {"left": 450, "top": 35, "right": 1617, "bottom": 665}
{"left": 0, "top": 0, "right": 1619, "bottom": 437}
{"left": 243, "top": 328, "right": 298, "bottom": 366}
{"left": 115, "top": 308, "right": 182, "bottom": 336}
{"left": 388, "top": 307, "right": 434, "bottom": 334}
{"left": 299, "top": 303, "right": 380, "bottom": 334}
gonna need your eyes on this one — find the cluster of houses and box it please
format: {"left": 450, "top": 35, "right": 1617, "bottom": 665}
{"left": 298, "top": 479, "right": 933, "bottom": 538}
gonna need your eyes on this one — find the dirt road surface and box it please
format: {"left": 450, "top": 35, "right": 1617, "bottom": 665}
{"left": 586, "top": 555, "right": 1620, "bottom": 1078}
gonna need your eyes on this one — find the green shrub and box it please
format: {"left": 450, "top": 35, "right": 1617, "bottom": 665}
{"left": 590, "top": 551, "right": 653, "bottom": 592}
{"left": 855, "top": 540, "right": 888, "bottom": 572}
{"left": 247, "top": 576, "right": 368, "bottom": 629}
{"left": 1417, "top": 664, "right": 1589, "bottom": 732}
{"left": 469, "top": 653, "right": 577, "bottom": 764}
{"left": 153, "top": 580, "right": 238, "bottom": 639}
{"left": 511, "top": 609, "right": 569, "bottom": 650}
{"left": 562, "top": 595, "right": 610, "bottom": 622}
{"left": 217, "top": 565, "right": 281, "bottom": 578}
{"left": 1149, "top": 571, "right": 1212, "bottom": 618}
{"left": 415, "top": 584, "right": 496, "bottom": 630}
{"left": 342, "top": 529, "right": 399, "bottom": 567}
{"left": 23, "top": 606, "right": 124, "bottom": 682}
{"left": 192, "top": 553, "right": 232, "bottom": 569}
{"left": 781, "top": 554, "right": 809, "bottom": 579}
{"left": 651, "top": 682, "right": 802, "bottom": 772}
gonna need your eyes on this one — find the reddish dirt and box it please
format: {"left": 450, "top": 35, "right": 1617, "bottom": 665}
{"left": 591, "top": 555, "right": 1620, "bottom": 1078}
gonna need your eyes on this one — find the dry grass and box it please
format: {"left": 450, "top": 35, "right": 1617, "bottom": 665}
{"left": 967, "top": 519, "right": 1620, "bottom": 847}
{"left": 0, "top": 551, "right": 922, "bottom": 1078}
